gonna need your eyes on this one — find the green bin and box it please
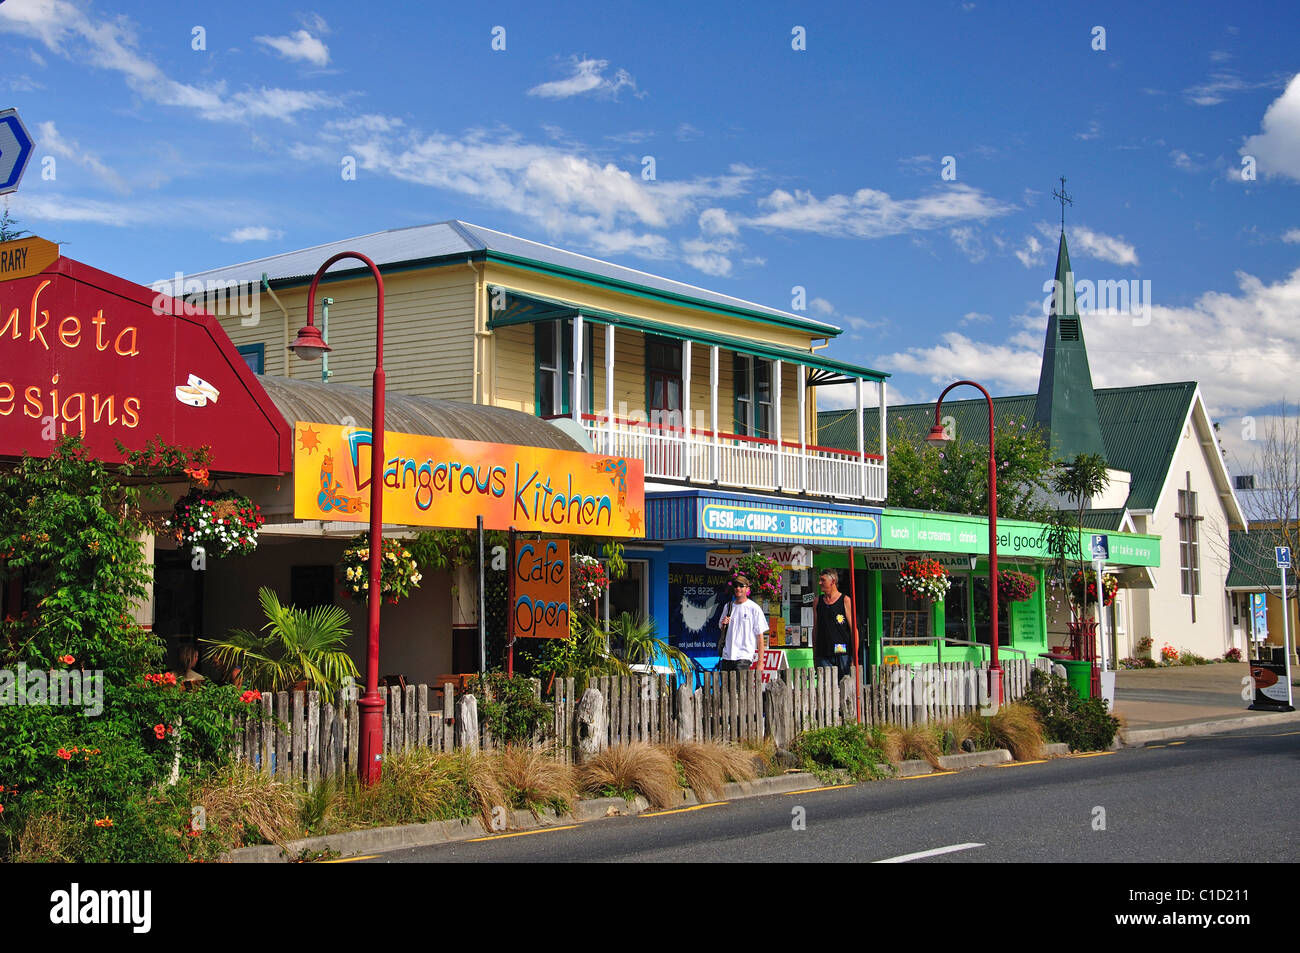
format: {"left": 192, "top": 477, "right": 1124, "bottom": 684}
{"left": 1060, "top": 659, "right": 1092, "bottom": 700}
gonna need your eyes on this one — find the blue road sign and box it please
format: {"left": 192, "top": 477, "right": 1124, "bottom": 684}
{"left": 0, "top": 108, "right": 35, "bottom": 195}
{"left": 1090, "top": 534, "right": 1109, "bottom": 561}
{"left": 1277, "top": 547, "right": 1291, "bottom": 569}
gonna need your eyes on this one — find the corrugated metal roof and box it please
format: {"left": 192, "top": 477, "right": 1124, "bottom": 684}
{"left": 183, "top": 220, "right": 838, "bottom": 335}
{"left": 817, "top": 382, "right": 1199, "bottom": 513}
{"left": 257, "top": 376, "right": 584, "bottom": 452}
{"left": 1227, "top": 528, "right": 1284, "bottom": 588}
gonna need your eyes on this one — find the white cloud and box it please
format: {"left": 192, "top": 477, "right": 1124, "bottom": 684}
{"left": 528, "top": 56, "right": 639, "bottom": 100}
{"left": 0, "top": 0, "right": 337, "bottom": 123}
{"left": 221, "top": 226, "right": 284, "bottom": 243}
{"left": 1014, "top": 234, "right": 1045, "bottom": 269}
{"left": 255, "top": 28, "right": 330, "bottom": 67}
{"left": 949, "top": 225, "right": 986, "bottom": 262}
{"left": 1074, "top": 119, "right": 1102, "bottom": 141}
{"left": 676, "top": 123, "right": 702, "bottom": 141}
{"left": 1031, "top": 221, "right": 1139, "bottom": 267}
{"left": 809, "top": 297, "right": 835, "bottom": 317}
{"left": 816, "top": 381, "right": 910, "bottom": 411}
{"left": 881, "top": 266, "right": 1300, "bottom": 420}
{"left": 8, "top": 191, "right": 265, "bottom": 228}
{"left": 1241, "top": 73, "right": 1300, "bottom": 182}
{"left": 607, "top": 129, "right": 655, "bottom": 143}
{"left": 1171, "top": 149, "right": 1195, "bottom": 171}
{"left": 36, "top": 120, "right": 128, "bottom": 193}
{"left": 1185, "top": 70, "right": 1274, "bottom": 106}
{"left": 698, "top": 207, "right": 738, "bottom": 236}
{"left": 746, "top": 183, "right": 1013, "bottom": 239}
{"left": 1283, "top": 228, "right": 1300, "bottom": 244}
{"left": 961, "top": 311, "right": 993, "bottom": 325}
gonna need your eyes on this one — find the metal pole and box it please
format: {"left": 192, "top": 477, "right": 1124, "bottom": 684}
{"left": 1282, "top": 562, "right": 1294, "bottom": 709}
{"left": 849, "top": 545, "right": 862, "bottom": 724}
{"left": 507, "top": 528, "right": 517, "bottom": 677}
{"left": 477, "top": 515, "right": 487, "bottom": 677}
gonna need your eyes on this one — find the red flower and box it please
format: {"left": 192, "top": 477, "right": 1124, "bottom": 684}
{"left": 94, "top": 817, "right": 113, "bottom": 827}
{"left": 56, "top": 748, "right": 71, "bottom": 760}
{"left": 59, "top": 654, "right": 75, "bottom": 665}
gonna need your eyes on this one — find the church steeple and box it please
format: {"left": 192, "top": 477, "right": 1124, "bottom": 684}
{"left": 1032, "top": 223, "right": 1108, "bottom": 460}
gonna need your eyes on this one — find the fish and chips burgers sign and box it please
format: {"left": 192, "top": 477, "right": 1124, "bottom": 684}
{"left": 0, "top": 244, "right": 290, "bottom": 474}
{"left": 293, "top": 421, "right": 646, "bottom": 537}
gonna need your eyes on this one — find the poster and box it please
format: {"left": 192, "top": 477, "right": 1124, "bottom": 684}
{"left": 668, "top": 563, "right": 732, "bottom": 661}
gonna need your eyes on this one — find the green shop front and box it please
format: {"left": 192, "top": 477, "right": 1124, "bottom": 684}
{"left": 817, "top": 509, "right": 1161, "bottom": 670}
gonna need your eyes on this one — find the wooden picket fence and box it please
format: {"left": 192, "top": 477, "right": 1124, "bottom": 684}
{"left": 232, "top": 657, "right": 1054, "bottom": 781}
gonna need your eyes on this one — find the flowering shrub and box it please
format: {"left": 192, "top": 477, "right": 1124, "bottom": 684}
{"left": 1160, "top": 643, "right": 1179, "bottom": 664}
{"left": 998, "top": 570, "right": 1038, "bottom": 603}
{"left": 570, "top": 554, "right": 610, "bottom": 613}
{"left": 1069, "top": 569, "right": 1119, "bottom": 608}
{"left": 1135, "top": 635, "right": 1154, "bottom": 656}
{"left": 1224, "top": 647, "right": 1243, "bottom": 663}
{"left": 338, "top": 533, "right": 421, "bottom": 604}
{"left": 732, "top": 551, "right": 784, "bottom": 603}
{"left": 899, "top": 557, "right": 951, "bottom": 602}
{"left": 166, "top": 489, "right": 264, "bottom": 558}
{"left": 1119, "top": 657, "right": 1157, "bottom": 669}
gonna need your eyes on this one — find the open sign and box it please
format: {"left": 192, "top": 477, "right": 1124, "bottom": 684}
{"left": 513, "top": 539, "right": 570, "bottom": 638}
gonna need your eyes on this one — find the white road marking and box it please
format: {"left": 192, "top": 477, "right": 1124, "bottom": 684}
{"left": 873, "top": 842, "right": 985, "bottom": 863}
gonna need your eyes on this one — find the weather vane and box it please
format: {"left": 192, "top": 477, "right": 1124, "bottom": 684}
{"left": 1052, "top": 175, "right": 1073, "bottom": 232}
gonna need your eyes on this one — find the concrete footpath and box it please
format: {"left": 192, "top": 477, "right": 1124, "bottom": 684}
{"left": 1115, "top": 661, "right": 1300, "bottom": 745}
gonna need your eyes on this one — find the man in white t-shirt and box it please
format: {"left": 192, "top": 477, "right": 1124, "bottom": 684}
{"left": 718, "top": 576, "right": 770, "bottom": 671}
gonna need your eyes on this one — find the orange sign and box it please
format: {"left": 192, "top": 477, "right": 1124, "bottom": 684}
{"left": 293, "top": 421, "right": 645, "bottom": 537}
{"left": 0, "top": 236, "right": 59, "bottom": 281}
{"left": 514, "top": 538, "right": 570, "bottom": 638}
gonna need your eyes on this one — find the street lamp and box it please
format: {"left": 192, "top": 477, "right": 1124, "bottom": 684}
{"left": 927, "top": 380, "right": 1002, "bottom": 705}
{"left": 289, "top": 251, "right": 387, "bottom": 786}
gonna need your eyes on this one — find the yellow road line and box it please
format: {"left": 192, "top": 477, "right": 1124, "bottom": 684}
{"left": 320, "top": 854, "right": 378, "bottom": 863}
{"left": 1168, "top": 741, "right": 1186, "bottom": 746}
{"left": 469, "top": 825, "right": 579, "bottom": 842}
{"left": 898, "top": 771, "right": 955, "bottom": 780}
{"left": 1272, "top": 731, "right": 1300, "bottom": 737}
{"left": 640, "top": 802, "right": 727, "bottom": 818}
{"left": 1146, "top": 744, "right": 1168, "bottom": 749}
{"left": 997, "top": 759, "right": 1048, "bottom": 767}
{"left": 782, "top": 784, "right": 854, "bottom": 796}
{"left": 1069, "top": 751, "right": 1115, "bottom": 758}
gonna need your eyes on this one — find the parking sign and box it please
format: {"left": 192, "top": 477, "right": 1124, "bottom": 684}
{"left": 1276, "top": 547, "right": 1291, "bottom": 569}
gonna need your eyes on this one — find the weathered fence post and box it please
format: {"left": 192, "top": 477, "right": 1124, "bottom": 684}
{"left": 676, "top": 684, "right": 695, "bottom": 742}
{"left": 839, "top": 675, "right": 857, "bottom": 723}
{"left": 456, "top": 693, "right": 479, "bottom": 754}
{"left": 575, "top": 688, "right": 607, "bottom": 764}
{"left": 765, "top": 677, "right": 793, "bottom": 750}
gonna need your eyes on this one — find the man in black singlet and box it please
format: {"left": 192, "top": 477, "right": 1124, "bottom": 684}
{"left": 813, "top": 568, "right": 854, "bottom": 679}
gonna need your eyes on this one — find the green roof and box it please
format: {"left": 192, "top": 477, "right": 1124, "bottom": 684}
{"left": 1227, "top": 528, "right": 1293, "bottom": 589}
{"left": 817, "top": 381, "right": 1198, "bottom": 512}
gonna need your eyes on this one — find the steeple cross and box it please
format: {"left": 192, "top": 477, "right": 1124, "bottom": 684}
{"left": 1052, "top": 175, "right": 1073, "bottom": 232}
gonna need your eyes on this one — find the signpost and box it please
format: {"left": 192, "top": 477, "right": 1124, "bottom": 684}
{"left": 1277, "top": 547, "right": 1294, "bottom": 709}
{"left": 1092, "top": 534, "right": 1114, "bottom": 707}
{"left": 0, "top": 108, "right": 35, "bottom": 195}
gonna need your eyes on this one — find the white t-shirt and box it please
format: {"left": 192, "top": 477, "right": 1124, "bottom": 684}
{"left": 721, "top": 599, "right": 769, "bottom": 662}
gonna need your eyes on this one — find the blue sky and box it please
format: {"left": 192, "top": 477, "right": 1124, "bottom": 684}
{"left": 3, "top": 0, "right": 1299, "bottom": 471}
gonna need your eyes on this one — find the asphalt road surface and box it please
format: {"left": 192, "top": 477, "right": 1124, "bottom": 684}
{"left": 357, "top": 725, "right": 1300, "bottom": 864}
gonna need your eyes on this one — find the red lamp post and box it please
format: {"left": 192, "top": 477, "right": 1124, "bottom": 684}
{"left": 289, "top": 251, "right": 387, "bottom": 786}
{"left": 926, "top": 380, "right": 1002, "bottom": 705}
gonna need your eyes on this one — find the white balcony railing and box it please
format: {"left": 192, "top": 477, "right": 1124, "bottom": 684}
{"left": 577, "top": 414, "right": 885, "bottom": 502}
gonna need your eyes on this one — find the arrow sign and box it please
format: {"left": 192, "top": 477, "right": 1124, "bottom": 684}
{"left": 0, "top": 108, "right": 35, "bottom": 195}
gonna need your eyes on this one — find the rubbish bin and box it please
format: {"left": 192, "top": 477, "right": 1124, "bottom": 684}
{"left": 1060, "top": 659, "right": 1092, "bottom": 700}
{"left": 1248, "top": 659, "right": 1294, "bottom": 712}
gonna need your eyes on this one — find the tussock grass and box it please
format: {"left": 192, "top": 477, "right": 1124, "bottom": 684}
{"left": 987, "top": 703, "right": 1046, "bottom": 761}
{"left": 193, "top": 763, "right": 302, "bottom": 851}
{"left": 664, "top": 742, "right": 755, "bottom": 799}
{"left": 578, "top": 743, "right": 680, "bottom": 809}
{"left": 881, "top": 723, "right": 943, "bottom": 768}
{"left": 494, "top": 745, "right": 577, "bottom": 816}
{"left": 13, "top": 808, "right": 77, "bottom": 863}
{"left": 338, "top": 749, "right": 506, "bottom": 833}
{"left": 740, "top": 737, "right": 781, "bottom": 776}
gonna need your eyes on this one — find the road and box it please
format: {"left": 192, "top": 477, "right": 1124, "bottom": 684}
{"left": 357, "top": 725, "right": 1299, "bottom": 863}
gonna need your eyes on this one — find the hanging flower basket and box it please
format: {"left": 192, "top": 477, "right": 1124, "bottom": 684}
{"left": 570, "top": 553, "right": 610, "bottom": 613}
{"left": 166, "top": 489, "right": 264, "bottom": 558}
{"left": 339, "top": 533, "right": 421, "bottom": 605}
{"left": 998, "top": 569, "right": 1038, "bottom": 603}
{"left": 899, "top": 557, "right": 950, "bottom": 602}
{"left": 1069, "top": 569, "right": 1119, "bottom": 607}
{"left": 731, "top": 551, "right": 783, "bottom": 603}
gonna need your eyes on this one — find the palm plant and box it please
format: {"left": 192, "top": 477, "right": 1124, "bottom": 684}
{"left": 202, "top": 587, "right": 359, "bottom": 695}
{"left": 1044, "top": 453, "right": 1110, "bottom": 623}
{"left": 607, "top": 611, "right": 693, "bottom": 681}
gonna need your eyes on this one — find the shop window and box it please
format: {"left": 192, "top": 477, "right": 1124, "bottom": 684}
{"left": 535, "top": 320, "right": 592, "bottom": 418}
{"left": 291, "top": 565, "right": 336, "bottom": 610}
{"left": 972, "top": 577, "right": 1010, "bottom": 647}
{"left": 880, "top": 572, "right": 931, "bottom": 648}
{"left": 944, "top": 575, "right": 971, "bottom": 643}
{"left": 237, "top": 343, "right": 265, "bottom": 374}
{"left": 647, "top": 336, "right": 683, "bottom": 429}
{"left": 732, "top": 353, "right": 771, "bottom": 438}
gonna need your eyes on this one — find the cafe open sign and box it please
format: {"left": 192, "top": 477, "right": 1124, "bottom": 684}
{"left": 514, "top": 539, "right": 570, "bottom": 639}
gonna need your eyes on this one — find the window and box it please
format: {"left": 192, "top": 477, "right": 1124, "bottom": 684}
{"left": 535, "top": 320, "right": 592, "bottom": 417}
{"left": 646, "top": 336, "right": 683, "bottom": 428}
{"left": 1235, "top": 474, "right": 1256, "bottom": 490}
{"left": 237, "top": 343, "right": 265, "bottom": 374}
{"left": 1178, "top": 488, "right": 1200, "bottom": 595}
{"left": 732, "top": 353, "right": 772, "bottom": 438}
